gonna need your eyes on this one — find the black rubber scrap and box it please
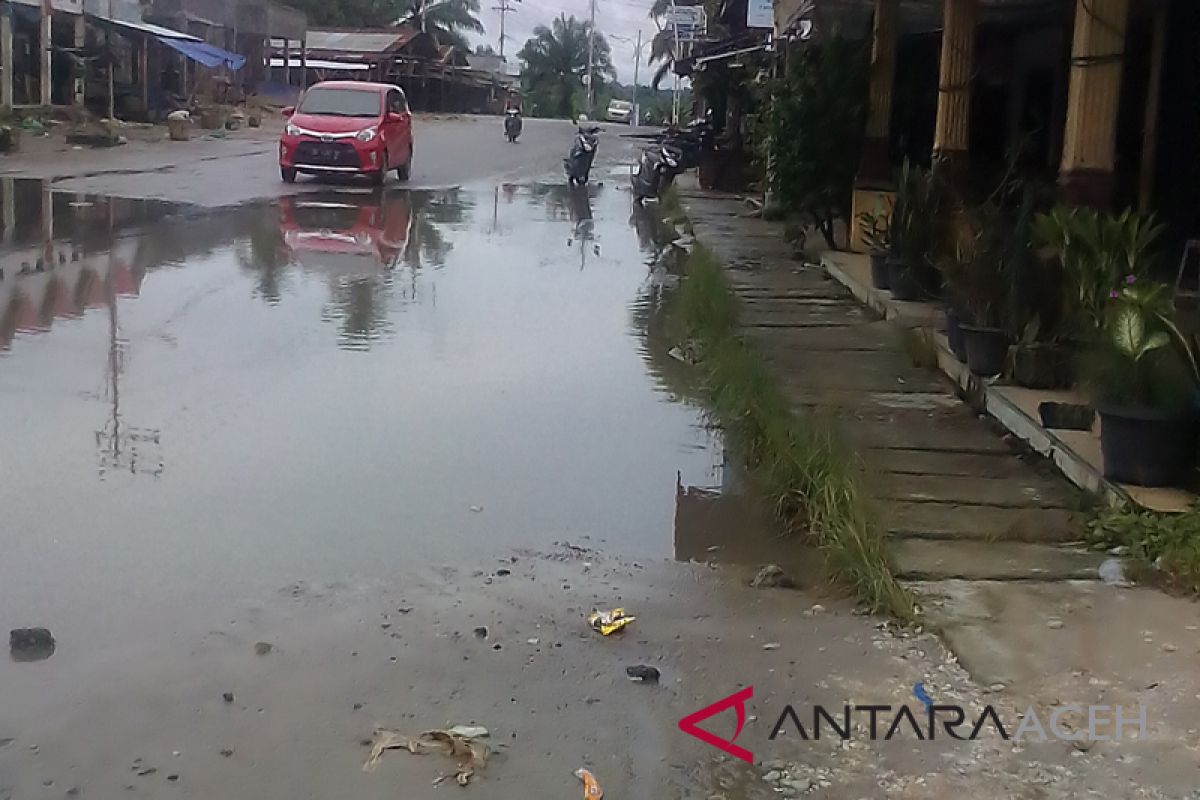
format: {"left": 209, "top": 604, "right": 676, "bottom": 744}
{"left": 625, "top": 665, "right": 661, "bottom": 683}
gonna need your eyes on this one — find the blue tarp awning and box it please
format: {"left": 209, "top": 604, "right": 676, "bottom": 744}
{"left": 157, "top": 38, "right": 246, "bottom": 71}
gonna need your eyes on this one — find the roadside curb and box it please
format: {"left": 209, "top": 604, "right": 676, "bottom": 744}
{"left": 820, "top": 253, "right": 1133, "bottom": 510}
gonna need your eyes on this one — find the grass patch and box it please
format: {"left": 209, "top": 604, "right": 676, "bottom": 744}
{"left": 671, "top": 245, "right": 917, "bottom": 620}
{"left": 1088, "top": 506, "right": 1200, "bottom": 594}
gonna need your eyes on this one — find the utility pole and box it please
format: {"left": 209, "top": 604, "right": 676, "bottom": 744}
{"left": 631, "top": 29, "right": 641, "bottom": 126}
{"left": 670, "top": 0, "right": 680, "bottom": 125}
{"left": 586, "top": 0, "right": 596, "bottom": 116}
{"left": 493, "top": 0, "right": 520, "bottom": 58}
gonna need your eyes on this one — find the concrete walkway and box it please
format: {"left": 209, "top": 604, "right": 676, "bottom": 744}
{"left": 680, "top": 191, "right": 1100, "bottom": 585}
{"left": 679, "top": 191, "right": 1200, "bottom": 771}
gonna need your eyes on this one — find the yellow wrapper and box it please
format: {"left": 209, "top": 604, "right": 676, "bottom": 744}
{"left": 588, "top": 608, "right": 635, "bottom": 635}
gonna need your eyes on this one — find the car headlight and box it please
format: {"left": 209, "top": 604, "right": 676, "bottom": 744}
{"left": 285, "top": 123, "right": 301, "bottom": 137}
{"left": 356, "top": 127, "right": 378, "bottom": 142}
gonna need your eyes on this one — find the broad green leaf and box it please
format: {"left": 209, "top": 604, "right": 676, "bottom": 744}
{"left": 1111, "top": 306, "right": 1144, "bottom": 355}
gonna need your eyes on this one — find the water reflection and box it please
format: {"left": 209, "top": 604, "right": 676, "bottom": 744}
{"left": 238, "top": 188, "right": 468, "bottom": 350}
{"left": 529, "top": 183, "right": 603, "bottom": 269}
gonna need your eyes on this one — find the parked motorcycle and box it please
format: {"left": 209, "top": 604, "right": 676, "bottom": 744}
{"left": 564, "top": 121, "right": 601, "bottom": 186}
{"left": 504, "top": 109, "right": 523, "bottom": 143}
{"left": 660, "top": 114, "right": 716, "bottom": 170}
{"left": 631, "top": 143, "right": 683, "bottom": 203}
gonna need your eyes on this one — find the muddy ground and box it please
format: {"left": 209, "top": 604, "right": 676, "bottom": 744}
{"left": 0, "top": 116, "right": 1196, "bottom": 799}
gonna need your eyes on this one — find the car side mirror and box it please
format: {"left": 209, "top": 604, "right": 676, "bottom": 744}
{"left": 282, "top": 106, "right": 295, "bottom": 117}
{"left": 386, "top": 111, "right": 407, "bottom": 124}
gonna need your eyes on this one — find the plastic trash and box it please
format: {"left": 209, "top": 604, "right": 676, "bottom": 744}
{"left": 364, "top": 726, "right": 489, "bottom": 786}
{"left": 588, "top": 608, "right": 635, "bottom": 636}
{"left": 575, "top": 768, "right": 603, "bottom": 799}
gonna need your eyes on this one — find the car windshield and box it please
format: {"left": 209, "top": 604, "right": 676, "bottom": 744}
{"left": 298, "top": 87, "right": 380, "bottom": 118}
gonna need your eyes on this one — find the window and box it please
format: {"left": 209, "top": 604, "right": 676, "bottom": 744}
{"left": 387, "top": 89, "right": 408, "bottom": 115}
{"left": 297, "top": 87, "right": 382, "bottom": 118}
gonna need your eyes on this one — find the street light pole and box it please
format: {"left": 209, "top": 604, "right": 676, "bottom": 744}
{"left": 631, "top": 29, "right": 641, "bottom": 126}
{"left": 670, "top": 0, "right": 681, "bottom": 125}
{"left": 586, "top": 0, "right": 596, "bottom": 116}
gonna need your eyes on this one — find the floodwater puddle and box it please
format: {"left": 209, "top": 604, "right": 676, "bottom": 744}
{"left": 0, "top": 177, "right": 813, "bottom": 654}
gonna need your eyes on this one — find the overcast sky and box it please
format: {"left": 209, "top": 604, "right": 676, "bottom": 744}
{"left": 472, "top": 0, "right": 660, "bottom": 85}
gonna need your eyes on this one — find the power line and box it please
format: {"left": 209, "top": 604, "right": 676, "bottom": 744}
{"left": 492, "top": 0, "right": 522, "bottom": 58}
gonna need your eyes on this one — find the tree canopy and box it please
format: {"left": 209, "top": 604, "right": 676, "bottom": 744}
{"left": 518, "top": 15, "right": 614, "bottom": 119}
{"left": 285, "top": 0, "right": 484, "bottom": 51}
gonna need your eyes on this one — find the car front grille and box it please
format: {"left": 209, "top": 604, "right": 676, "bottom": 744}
{"left": 294, "top": 141, "right": 361, "bottom": 168}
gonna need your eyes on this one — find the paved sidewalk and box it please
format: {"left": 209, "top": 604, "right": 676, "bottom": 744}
{"left": 678, "top": 187, "right": 1200, "bottom": 787}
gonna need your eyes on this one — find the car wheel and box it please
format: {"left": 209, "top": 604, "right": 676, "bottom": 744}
{"left": 396, "top": 147, "right": 412, "bottom": 181}
{"left": 281, "top": 167, "right": 297, "bottom": 183}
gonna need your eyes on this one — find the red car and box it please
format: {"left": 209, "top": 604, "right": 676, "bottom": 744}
{"left": 279, "top": 81, "right": 414, "bottom": 186}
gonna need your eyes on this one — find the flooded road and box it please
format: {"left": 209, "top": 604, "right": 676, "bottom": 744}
{"left": 0, "top": 177, "right": 738, "bottom": 654}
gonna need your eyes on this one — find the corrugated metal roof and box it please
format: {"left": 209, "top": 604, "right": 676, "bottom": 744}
{"left": 306, "top": 29, "right": 416, "bottom": 54}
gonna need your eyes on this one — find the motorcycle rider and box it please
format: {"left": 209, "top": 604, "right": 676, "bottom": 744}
{"left": 503, "top": 90, "right": 524, "bottom": 141}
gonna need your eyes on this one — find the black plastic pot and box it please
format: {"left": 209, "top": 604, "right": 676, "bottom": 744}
{"left": 869, "top": 253, "right": 890, "bottom": 290}
{"left": 959, "top": 324, "right": 1010, "bottom": 376}
{"left": 944, "top": 309, "right": 967, "bottom": 363}
{"left": 1098, "top": 404, "right": 1197, "bottom": 487}
{"left": 1011, "top": 344, "right": 1073, "bottom": 390}
{"left": 887, "top": 258, "right": 920, "bottom": 301}
{"left": 1038, "top": 401, "right": 1095, "bottom": 431}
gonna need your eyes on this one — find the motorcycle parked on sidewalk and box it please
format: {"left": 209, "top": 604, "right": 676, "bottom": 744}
{"left": 564, "top": 120, "right": 601, "bottom": 187}
{"left": 660, "top": 114, "right": 715, "bottom": 170}
{"left": 504, "top": 109, "right": 523, "bottom": 143}
{"left": 631, "top": 143, "right": 683, "bottom": 203}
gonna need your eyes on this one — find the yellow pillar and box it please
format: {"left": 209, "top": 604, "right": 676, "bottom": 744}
{"left": 933, "top": 0, "right": 978, "bottom": 164}
{"left": 1059, "top": 0, "right": 1129, "bottom": 208}
{"left": 851, "top": 0, "right": 900, "bottom": 252}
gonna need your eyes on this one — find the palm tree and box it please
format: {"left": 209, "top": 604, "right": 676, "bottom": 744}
{"left": 518, "top": 14, "right": 615, "bottom": 119}
{"left": 390, "top": 0, "right": 486, "bottom": 52}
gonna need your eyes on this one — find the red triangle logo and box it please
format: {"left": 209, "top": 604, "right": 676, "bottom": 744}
{"left": 678, "top": 686, "right": 755, "bottom": 764}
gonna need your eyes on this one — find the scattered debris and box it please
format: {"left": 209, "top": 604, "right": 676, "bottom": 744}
{"left": 363, "top": 727, "right": 490, "bottom": 786}
{"left": 1098, "top": 558, "right": 1129, "bottom": 587}
{"left": 446, "top": 725, "right": 489, "bottom": 739}
{"left": 10, "top": 628, "right": 55, "bottom": 662}
{"left": 470, "top": 505, "right": 484, "bottom": 513}
{"left": 762, "top": 642, "right": 781, "bottom": 651}
{"left": 219, "top": 748, "right": 234, "bottom": 758}
{"left": 254, "top": 642, "right": 273, "bottom": 656}
{"left": 222, "top": 692, "right": 235, "bottom": 704}
{"left": 496, "top": 568, "right": 511, "bottom": 577}
{"left": 473, "top": 626, "right": 489, "bottom": 639}
{"left": 668, "top": 341, "right": 703, "bottom": 365}
{"left": 804, "top": 604, "right": 826, "bottom": 616}
{"left": 575, "top": 767, "right": 603, "bottom": 799}
{"left": 625, "top": 665, "right": 660, "bottom": 683}
{"left": 750, "top": 564, "right": 795, "bottom": 589}
{"left": 527, "top": 637, "right": 540, "bottom": 646}
{"left": 588, "top": 608, "right": 635, "bottom": 636}
{"left": 1046, "top": 619, "right": 1064, "bottom": 630}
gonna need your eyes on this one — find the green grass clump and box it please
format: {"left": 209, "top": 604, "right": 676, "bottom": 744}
{"left": 1088, "top": 506, "right": 1200, "bottom": 594}
{"left": 671, "top": 246, "right": 916, "bottom": 620}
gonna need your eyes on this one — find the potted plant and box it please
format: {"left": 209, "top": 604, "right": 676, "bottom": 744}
{"left": 888, "top": 162, "right": 940, "bottom": 302}
{"left": 1033, "top": 207, "right": 1163, "bottom": 336}
{"left": 856, "top": 204, "right": 891, "bottom": 290}
{"left": 1086, "top": 280, "right": 1199, "bottom": 487}
{"left": 938, "top": 201, "right": 1012, "bottom": 376}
